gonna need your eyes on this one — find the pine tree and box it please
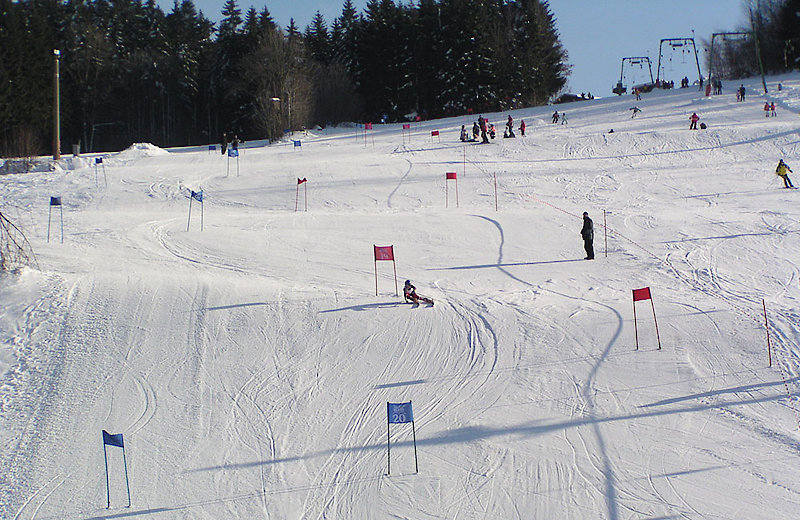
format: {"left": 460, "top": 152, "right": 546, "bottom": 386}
{"left": 305, "top": 11, "right": 332, "bottom": 64}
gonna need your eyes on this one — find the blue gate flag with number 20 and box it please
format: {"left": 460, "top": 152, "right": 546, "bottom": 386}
{"left": 191, "top": 190, "right": 203, "bottom": 202}
{"left": 388, "top": 402, "right": 413, "bottom": 423}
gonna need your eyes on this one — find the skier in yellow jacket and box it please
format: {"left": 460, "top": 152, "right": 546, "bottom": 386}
{"left": 776, "top": 159, "right": 794, "bottom": 188}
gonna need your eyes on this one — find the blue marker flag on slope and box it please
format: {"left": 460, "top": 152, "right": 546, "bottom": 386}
{"left": 191, "top": 190, "right": 203, "bottom": 202}
{"left": 102, "top": 430, "right": 124, "bottom": 448}
{"left": 208, "top": 145, "right": 216, "bottom": 151}
{"left": 95, "top": 157, "right": 103, "bottom": 164}
{"left": 50, "top": 196, "right": 62, "bottom": 206}
{"left": 388, "top": 402, "right": 413, "bottom": 423}
{"left": 227, "top": 148, "right": 239, "bottom": 157}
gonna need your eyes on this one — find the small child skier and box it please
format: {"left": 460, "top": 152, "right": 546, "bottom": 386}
{"left": 403, "top": 280, "right": 433, "bottom": 305}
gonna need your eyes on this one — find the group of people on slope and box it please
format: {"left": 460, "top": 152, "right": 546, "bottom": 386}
{"left": 220, "top": 132, "right": 240, "bottom": 155}
{"left": 461, "top": 115, "right": 526, "bottom": 143}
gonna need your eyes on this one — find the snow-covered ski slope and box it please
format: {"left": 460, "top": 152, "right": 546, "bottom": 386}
{"left": 2, "top": 74, "right": 800, "bottom": 519}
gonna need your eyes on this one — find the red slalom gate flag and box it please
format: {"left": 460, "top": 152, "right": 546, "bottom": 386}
{"left": 402, "top": 124, "right": 410, "bottom": 130}
{"left": 374, "top": 245, "right": 394, "bottom": 261}
{"left": 632, "top": 287, "right": 652, "bottom": 302}
{"left": 365, "top": 122, "right": 373, "bottom": 130}
{"left": 297, "top": 177, "right": 307, "bottom": 184}
{"left": 431, "top": 130, "right": 440, "bottom": 137}
{"left": 446, "top": 172, "right": 457, "bottom": 180}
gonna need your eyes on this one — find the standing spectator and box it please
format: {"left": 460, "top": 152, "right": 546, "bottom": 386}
{"left": 473, "top": 121, "right": 480, "bottom": 141}
{"left": 739, "top": 84, "right": 746, "bottom": 101}
{"left": 689, "top": 112, "right": 700, "bottom": 130}
{"left": 776, "top": 159, "right": 794, "bottom": 188}
{"left": 231, "top": 134, "right": 240, "bottom": 151}
{"left": 478, "top": 116, "right": 489, "bottom": 144}
{"left": 460, "top": 125, "right": 468, "bottom": 142}
{"left": 581, "top": 212, "right": 594, "bottom": 260}
{"left": 770, "top": 102, "right": 776, "bottom": 117}
{"left": 220, "top": 132, "right": 228, "bottom": 155}
{"left": 519, "top": 120, "right": 526, "bottom": 136}
{"left": 764, "top": 102, "right": 771, "bottom": 117}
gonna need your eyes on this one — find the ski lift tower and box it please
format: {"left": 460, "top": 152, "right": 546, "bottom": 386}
{"left": 613, "top": 56, "right": 654, "bottom": 95}
{"left": 655, "top": 38, "right": 701, "bottom": 86}
{"left": 708, "top": 32, "right": 750, "bottom": 87}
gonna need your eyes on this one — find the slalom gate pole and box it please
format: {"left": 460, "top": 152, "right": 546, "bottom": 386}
{"left": 446, "top": 180, "right": 448, "bottom": 208}
{"left": 47, "top": 206, "right": 52, "bottom": 243}
{"left": 200, "top": 199, "right": 204, "bottom": 232}
{"left": 651, "top": 298, "right": 662, "bottom": 350}
{"left": 763, "top": 299, "right": 772, "bottom": 367}
{"left": 387, "top": 404, "right": 391, "bottom": 475}
{"left": 304, "top": 182, "right": 307, "bottom": 212}
{"left": 412, "top": 417, "right": 419, "bottom": 473}
{"left": 122, "top": 444, "right": 131, "bottom": 507}
{"left": 463, "top": 147, "right": 466, "bottom": 177}
{"left": 95, "top": 164, "right": 99, "bottom": 187}
{"left": 187, "top": 198, "right": 192, "bottom": 231}
{"left": 633, "top": 298, "right": 639, "bottom": 350}
{"left": 104, "top": 443, "right": 111, "bottom": 508}
{"left": 226, "top": 155, "right": 230, "bottom": 177}
{"left": 455, "top": 176, "right": 459, "bottom": 208}
{"left": 295, "top": 184, "right": 299, "bottom": 212}
{"left": 374, "top": 260, "right": 378, "bottom": 296}
{"left": 604, "top": 210, "right": 608, "bottom": 258}
{"left": 494, "top": 172, "right": 498, "bottom": 211}
{"left": 102, "top": 164, "right": 107, "bottom": 187}
{"left": 59, "top": 205, "right": 64, "bottom": 243}
{"left": 236, "top": 155, "right": 239, "bottom": 177}
{"left": 392, "top": 260, "right": 398, "bottom": 296}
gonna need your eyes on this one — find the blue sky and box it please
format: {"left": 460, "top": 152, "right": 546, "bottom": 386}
{"left": 175, "top": 0, "right": 747, "bottom": 98}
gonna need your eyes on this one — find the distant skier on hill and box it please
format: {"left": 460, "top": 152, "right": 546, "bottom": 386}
{"left": 403, "top": 280, "right": 434, "bottom": 305}
{"left": 552, "top": 111, "right": 559, "bottom": 124}
{"left": 689, "top": 112, "right": 699, "bottom": 130}
{"left": 519, "top": 119, "right": 526, "bottom": 136}
{"left": 776, "top": 159, "right": 794, "bottom": 188}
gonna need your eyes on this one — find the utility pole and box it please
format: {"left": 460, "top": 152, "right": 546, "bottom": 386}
{"left": 53, "top": 49, "right": 61, "bottom": 161}
{"left": 750, "top": 5, "right": 769, "bottom": 94}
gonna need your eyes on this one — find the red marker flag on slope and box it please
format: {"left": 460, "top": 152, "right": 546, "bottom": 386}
{"left": 402, "top": 124, "right": 410, "bottom": 130}
{"left": 446, "top": 172, "right": 457, "bottom": 180}
{"left": 297, "top": 177, "right": 307, "bottom": 184}
{"left": 431, "top": 130, "right": 440, "bottom": 136}
{"left": 365, "top": 122, "right": 373, "bottom": 130}
{"left": 632, "top": 287, "right": 652, "bottom": 302}
{"left": 374, "top": 245, "right": 394, "bottom": 261}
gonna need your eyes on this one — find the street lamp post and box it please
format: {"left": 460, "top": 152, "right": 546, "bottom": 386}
{"left": 53, "top": 49, "right": 61, "bottom": 161}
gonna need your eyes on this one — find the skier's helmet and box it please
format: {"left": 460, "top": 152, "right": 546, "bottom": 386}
{"left": 405, "top": 280, "right": 411, "bottom": 285}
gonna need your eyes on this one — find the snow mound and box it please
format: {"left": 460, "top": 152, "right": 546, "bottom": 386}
{"left": 116, "top": 142, "right": 170, "bottom": 160}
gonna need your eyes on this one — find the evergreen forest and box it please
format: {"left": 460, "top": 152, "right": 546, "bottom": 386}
{"left": 0, "top": 0, "right": 569, "bottom": 155}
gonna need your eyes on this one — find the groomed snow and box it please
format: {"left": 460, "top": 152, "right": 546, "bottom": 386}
{"left": 1, "top": 74, "right": 799, "bottom": 519}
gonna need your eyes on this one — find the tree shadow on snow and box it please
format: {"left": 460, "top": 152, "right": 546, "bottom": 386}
{"left": 428, "top": 258, "right": 583, "bottom": 271}
{"left": 320, "top": 301, "right": 406, "bottom": 313}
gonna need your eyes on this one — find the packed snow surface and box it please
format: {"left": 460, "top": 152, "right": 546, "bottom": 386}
{"left": 1, "top": 74, "right": 800, "bottom": 519}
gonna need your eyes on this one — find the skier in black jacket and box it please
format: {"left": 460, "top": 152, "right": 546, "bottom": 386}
{"left": 581, "top": 212, "right": 594, "bottom": 260}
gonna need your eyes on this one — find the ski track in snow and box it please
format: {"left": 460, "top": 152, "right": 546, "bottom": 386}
{"left": 2, "top": 74, "right": 800, "bottom": 519}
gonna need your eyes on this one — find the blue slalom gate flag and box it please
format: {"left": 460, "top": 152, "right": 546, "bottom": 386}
{"left": 208, "top": 145, "right": 216, "bottom": 151}
{"left": 49, "top": 196, "right": 62, "bottom": 206}
{"left": 228, "top": 148, "right": 239, "bottom": 157}
{"left": 95, "top": 157, "right": 103, "bottom": 164}
{"left": 103, "top": 430, "right": 124, "bottom": 448}
{"left": 388, "top": 402, "right": 413, "bottom": 423}
{"left": 293, "top": 140, "right": 302, "bottom": 148}
{"left": 191, "top": 190, "right": 203, "bottom": 202}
